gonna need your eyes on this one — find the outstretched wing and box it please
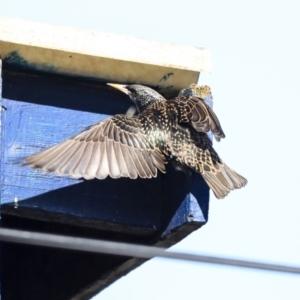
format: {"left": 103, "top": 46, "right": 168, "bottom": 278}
{"left": 169, "top": 126, "right": 247, "bottom": 199}
{"left": 175, "top": 96, "right": 226, "bottom": 141}
{"left": 25, "top": 115, "right": 166, "bottom": 179}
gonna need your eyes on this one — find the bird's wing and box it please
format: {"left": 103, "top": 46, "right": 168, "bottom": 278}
{"left": 169, "top": 126, "right": 247, "bottom": 199}
{"left": 201, "top": 159, "right": 248, "bottom": 199}
{"left": 177, "top": 96, "right": 225, "bottom": 141}
{"left": 25, "top": 115, "right": 166, "bottom": 179}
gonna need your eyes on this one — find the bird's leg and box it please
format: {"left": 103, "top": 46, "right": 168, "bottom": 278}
{"left": 125, "top": 105, "right": 137, "bottom": 117}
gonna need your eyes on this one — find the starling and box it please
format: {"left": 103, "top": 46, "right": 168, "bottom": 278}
{"left": 25, "top": 83, "right": 247, "bottom": 199}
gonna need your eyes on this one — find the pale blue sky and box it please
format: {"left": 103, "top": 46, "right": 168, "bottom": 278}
{"left": 1, "top": 1, "right": 300, "bottom": 299}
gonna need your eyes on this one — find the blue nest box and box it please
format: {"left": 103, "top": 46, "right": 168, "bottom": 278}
{"left": 0, "top": 17, "right": 212, "bottom": 300}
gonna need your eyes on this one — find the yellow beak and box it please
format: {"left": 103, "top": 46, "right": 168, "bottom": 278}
{"left": 107, "top": 83, "right": 129, "bottom": 95}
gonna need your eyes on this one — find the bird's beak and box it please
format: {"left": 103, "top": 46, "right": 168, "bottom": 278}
{"left": 107, "top": 83, "right": 129, "bottom": 95}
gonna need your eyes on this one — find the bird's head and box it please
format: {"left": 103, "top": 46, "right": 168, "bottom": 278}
{"left": 179, "top": 83, "right": 212, "bottom": 99}
{"left": 107, "top": 83, "right": 165, "bottom": 113}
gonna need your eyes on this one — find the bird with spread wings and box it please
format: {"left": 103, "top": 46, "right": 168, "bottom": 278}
{"left": 25, "top": 83, "right": 247, "bottom": 199}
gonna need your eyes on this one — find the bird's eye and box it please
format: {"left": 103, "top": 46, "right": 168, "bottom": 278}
{"left": 126, "top": 87, "right": 137, "bottom": 95}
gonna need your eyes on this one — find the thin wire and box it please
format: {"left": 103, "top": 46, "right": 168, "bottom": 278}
{"left": 0, "top": 227, "right": 299, "bottom": 275}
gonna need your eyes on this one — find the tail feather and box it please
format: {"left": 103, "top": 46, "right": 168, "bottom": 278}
{"left": 202, "top": 163, "right": 247, "bottom": 199}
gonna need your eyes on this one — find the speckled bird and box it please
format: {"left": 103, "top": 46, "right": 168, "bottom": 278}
{"left": 25, "top": 83, "right": 247, "bottom": 199}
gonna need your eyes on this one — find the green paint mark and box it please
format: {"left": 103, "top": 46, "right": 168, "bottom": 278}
{"left": 159, "top": 72, "right": 174, "bottom": 83}
{"left": 3, "top": 51, "right": 57, "bottom": 73}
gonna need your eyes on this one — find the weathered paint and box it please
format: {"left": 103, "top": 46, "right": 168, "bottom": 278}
{"left": 0, "top": 17, "right": 212, "bottom": 98}
{"left": 3, "top": 50, "right": 58, "bottom": 73}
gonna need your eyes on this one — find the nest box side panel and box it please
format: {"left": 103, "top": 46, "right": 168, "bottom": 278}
{"left": 1, "top": 70, "right": 166, "bottom": 235}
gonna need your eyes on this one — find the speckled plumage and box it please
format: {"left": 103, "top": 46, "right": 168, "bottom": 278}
{"left": 25, "top": 83, "right": 247, "bottom": 199}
